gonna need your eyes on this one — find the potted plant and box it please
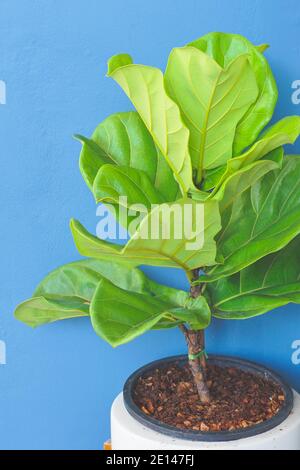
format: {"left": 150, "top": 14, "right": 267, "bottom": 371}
{"left": 15, "top": 32, "right": 300, "bottom": 450}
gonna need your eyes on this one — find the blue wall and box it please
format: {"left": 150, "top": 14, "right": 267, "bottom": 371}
{"left": 0, "top": 0, "right": 300, "bottom": 450}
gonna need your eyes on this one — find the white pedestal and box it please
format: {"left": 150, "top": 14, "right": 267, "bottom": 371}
{"left": 111, "top": 391, "right": 300, "bottom": 450}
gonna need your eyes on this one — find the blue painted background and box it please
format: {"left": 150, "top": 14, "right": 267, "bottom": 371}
{"left": 1, "top": 0, "right": 300, "bottom": 450}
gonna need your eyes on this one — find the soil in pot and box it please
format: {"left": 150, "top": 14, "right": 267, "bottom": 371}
{"left": 132, "top": 360, "right": 285, "bottom": 432}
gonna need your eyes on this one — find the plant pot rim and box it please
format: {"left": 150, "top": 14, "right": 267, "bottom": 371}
{"left": 123, "top": 354, "right": 294, "bottom": 442}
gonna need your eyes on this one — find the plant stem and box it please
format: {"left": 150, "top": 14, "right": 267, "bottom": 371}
{"left": 179, "top": 269, "right": 211, "bottom": 403}
{"left": 180, "top": 325, "right": 210, "bottom": 403}
{"left": 196, "top": 167, "right": 203, "bottom": 187}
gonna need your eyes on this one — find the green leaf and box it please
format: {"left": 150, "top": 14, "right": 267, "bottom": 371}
{"left": 171, "top": 296, "right": 211, "bottom": 329}
{"left": 16, "top": 256, "right": 207, "bottom": 333}
{"left": 201, "top": 155, "right": 300, "bottom": 282}
{"left": 15, "top": 260, "right": 106, "bottom": 326}
{"left": 107, "top": 53, "right": 133, "bottom": 74}
{"left": 151, "top": 318, "right": 182, "bottom": 329}
{"left": 15, "top": 258, "right": 137, "bottom": 327}
{"left": 71, "top": 197, "right": 221, "bottom": 271}
{"left": 70, "top": 219, "right": 142, "bottom": 265}
{"left": 189, "top": 32, "right": 278, "bottom": 155}
{"left": 91, "top": 278, "right": 211, "bottom": 346}
{"left": 211, "top": 116, "right": 300, "bottom": 196}
{"left": 14, "top": 296, "right": 90, "bottom": 328}
{"left": 213, "top": 148, "right": 283, "bottom": 213}
{"left": 77, "top": 111, "right": 179, "bottom": 201}
{"left": 202, "top": 165, "right": 227, "bottom": 191}
{"left": 107, "top": 55, "right": 193, "bottom": 194}
{"left": 203, "top": 145, "right": 282, "bottom": 193}
{"left": 70, "top": 219, "right": 183, "bottom": 267}
{"left": 93, "top": 164, "right": 165, "bottom": 210}
{"left": 35, "top": 261, "right": 101, "bottom": 298}
{"left": 124, "top": 198, "right": 221, "bottom": 270}
{"left": 201, "top": 115, "right": 298, "bottom": 193}
{"left": 164, "top": 46, "right": 258, "bottom": 184}
{"left": 208, "top": 236, "right": 300, "bottom": 319}
{"left": 34, "top": 258, "right": 158, "bottom": 297}
{"left": 256, "top": 44, "right": 269, "bottom": 54}
{"left": 74, "top": 135, "right": 111, "bottom": 190}
{"left": 230, "top": 116, "right": 300, "bottom": 171}
{"left": 192, "top": 148, "right": 283, "bottom": 206}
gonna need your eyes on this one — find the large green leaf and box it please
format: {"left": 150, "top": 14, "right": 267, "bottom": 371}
{"left": 210, "top": 116, "right": 300, "bottom": 195}
{"left": 75, "top": 134, "right": 111, "bottom": 190}
{"left": 164, "top": 47, "right": 258, "bottom": 184}
{"left": 107, "top": 54, "right": 193, "bottom": 194}
{"left": 70, "top": 219, "right": 148, "bottom": 265}
{"left": 200, "top": 155, "right": 300, "bottom": 282}
{"left": 71, "top": 197, "right": 221, "bottom": 271}
{"left": 76, "top": 111, "right": 179, "bottom": 201}
{"left": 189, "top": 32, "right": 278, "bottom": 155}
{"left": 71, "top": 219, "right": 192, "bottom": 268}
{"left": 15, "top": 258, "right": 141, "bottom": 327}
{"left": 15, "top": 260, "right": 108, "bottom": 327}
{"left": 201, "top": 115, "right": 300, "bottom": 192}
{"left": 93, "top": 164, "right": 165, "bottom": 210}
{"left": 34, "top": 258, "right": 156, "bottom": 297}
{"left": 124, "top": 198, "right": 221, "bottom": 270}
{"left": 91, "top": 278, "right": 211, "bottom": 346}
{"left": 213, "top": 148, "right": 283, "bottom": 213}
{"left": 190, "top": 147, "right": 283, "bottom": 205}
{"left": 207, "top": 236, "right": 300, "bottom": 319}
{"left": 202, "top": 148, "right": 282, "bottom": 193}
{"left": 15, "top": 257, "right": 208, "bottom": 333}
{"left": 191, "top": 147, "right": 283, "bottom": 205}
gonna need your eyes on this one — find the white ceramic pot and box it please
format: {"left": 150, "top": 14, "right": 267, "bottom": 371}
{"left": 111, "top": 355, "right": 300, "bottom": 450}
{"left": 111, "top": 390, "right": 300, "bottom": 450}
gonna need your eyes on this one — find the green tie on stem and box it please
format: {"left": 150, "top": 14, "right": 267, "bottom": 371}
{"left": 188, "top": 349, "right": 208, "bottom": 361}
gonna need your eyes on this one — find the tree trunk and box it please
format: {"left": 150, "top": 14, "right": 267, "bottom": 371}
{"left": 180, "top": 326, "right": 211, "bottom": 403}
{"left": 179, "top": 268, "right": 211, "bottom": 403}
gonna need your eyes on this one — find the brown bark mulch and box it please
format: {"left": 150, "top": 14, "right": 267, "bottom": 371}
{"left": 132, "top": 361, "right": 285, "bottom": 432}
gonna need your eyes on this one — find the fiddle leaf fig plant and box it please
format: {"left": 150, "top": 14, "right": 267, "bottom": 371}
{"left": 15, "top": 32, "right": 300, "bottom": 404}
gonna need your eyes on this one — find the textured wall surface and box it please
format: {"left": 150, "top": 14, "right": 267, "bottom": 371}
{"left": 0, "top": 0, "right": 299, "bottom": 450}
